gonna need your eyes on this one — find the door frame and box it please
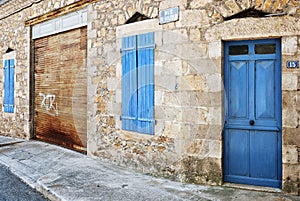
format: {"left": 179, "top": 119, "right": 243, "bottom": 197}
{"left": 223, "top": 38, "right": 282, "bottom": 188}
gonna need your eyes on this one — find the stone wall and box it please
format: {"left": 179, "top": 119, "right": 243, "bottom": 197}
{"left": 281, "top": 35, "right": 300, "bottom": 195}
{"left": 0, "top": 0, "right": 298, "bottom": 195}
{"left": 87, "top": 0, "right": 300, "bottom": 194}
{"left": 0, "top": 0, "right": 87, "bottom": 139}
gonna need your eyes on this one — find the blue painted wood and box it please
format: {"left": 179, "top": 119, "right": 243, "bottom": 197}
{"left": 3, "top": 59, "right": 10, "bottom": 113}
{"left": 250, "top": 131, "right": 277, "bottom": 179}
{"left": 121, "top": 32, "right": 155, "bottom": 134}
{"left": 229, "top": 61, "right": 248, "bottom": 119}
{"left": 224, "top": 39, "right": 282, "bottom": 188}
{"left": 226, "top": 129, "right": 249, "bottom": 177}
{"left": 137, "top": 32, "right": 154, "bottom": 134}
{"left": 8, "top": 59, "right": 14, "bottom": 113}
{"left": 121, "top": 35, "right": 137, "bottom": 132}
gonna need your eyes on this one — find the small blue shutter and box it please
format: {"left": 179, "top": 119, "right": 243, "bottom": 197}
{"left": 8, "top": 59, "right": 14, "bottom": 113}
{"left": 121, "top": 35, "right": 138, "bottom": 131}
{"left": 3, "top": 60, "right": 10, "bottom": 112}
{"left": 137, "top": 32, "right": 155, "bottom": 134}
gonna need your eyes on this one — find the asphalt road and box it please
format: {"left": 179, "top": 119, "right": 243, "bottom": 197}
{"left": 0, "top": 164, "right": 48, "bottom": 201}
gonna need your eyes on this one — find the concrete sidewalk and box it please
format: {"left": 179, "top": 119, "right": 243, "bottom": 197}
{"left": 0, "top": 137, "right": 298, "bottom": 201}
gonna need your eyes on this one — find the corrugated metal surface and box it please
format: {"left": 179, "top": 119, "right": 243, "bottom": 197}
{"left": 34, "top": 27, "right": 87, "bottom": 152}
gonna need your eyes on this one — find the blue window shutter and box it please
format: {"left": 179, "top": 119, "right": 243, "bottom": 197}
{"left": 3, "top": 60, "right": 10, "bottom": 112}
{"left": 8, "top": 59, "right": 14, "bottom": 113}
{"left": 121, "top": 35, "right": 138, "bottom": 131}
{"left": 137, "top": 32, "right": 155, "bottom": 134}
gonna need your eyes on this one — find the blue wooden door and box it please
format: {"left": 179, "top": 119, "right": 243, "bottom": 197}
{"left": 224, "top": 39, "right": 282, "bottom": 188}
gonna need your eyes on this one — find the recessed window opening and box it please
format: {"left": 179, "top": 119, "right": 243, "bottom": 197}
{"left": 5, "top": 47, "right": 14, "bottom": 53}
{"left": 125, "top": 12, "right": 150, "bottom": 24}
{"left": 229, "top": 45, "right": 248, "bottom": 55}
{"left": 224, "top": 8, "right": 286, "bottom": 21}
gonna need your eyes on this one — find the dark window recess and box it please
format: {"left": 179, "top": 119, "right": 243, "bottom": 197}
{"left": 5, "top": 48, "right": 14, "bottom": 53}
{"left": 229, "top": 45, "right": 248, "bottom": 55}
{"left": 255, "top": 44, "right": 276, "bottom": 54}
{"left": 225, "top": 8, "right": 271, "bottom": 21}
{"left": 126, "top": 12, "right": 150, "bottom": 24}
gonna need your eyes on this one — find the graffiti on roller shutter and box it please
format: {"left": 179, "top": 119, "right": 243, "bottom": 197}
{"left": 39, "top": 93, "right": 59, "bottom": 116}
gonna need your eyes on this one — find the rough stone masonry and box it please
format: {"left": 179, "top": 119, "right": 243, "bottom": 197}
{"left": 0, "top": 0, "right": 299, "bottom": 195}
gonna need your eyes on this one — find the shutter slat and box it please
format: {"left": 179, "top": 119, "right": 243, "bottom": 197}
{"left": 137, "top": 32, "right": 154, "bottom": 134}
{"left": 122, "top": 35, "right": 137, "bottom": 131}
{"left": 9, "top": 59, "right": 14, "bottom": 113}
{"left": 3, "top": 60, "right": 10, "bottom": 112}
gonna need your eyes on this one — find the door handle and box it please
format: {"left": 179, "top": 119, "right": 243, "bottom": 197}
{"left": 249, "top": 120, "right": 255, "bottom": 126}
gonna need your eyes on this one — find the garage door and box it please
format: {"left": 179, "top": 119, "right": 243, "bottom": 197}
{"left": 34, "top": 27, "right": 87, "bottom": 152}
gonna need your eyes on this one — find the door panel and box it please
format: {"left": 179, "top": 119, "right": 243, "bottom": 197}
{"left": 229, "top": 61, "right": 249, "bottom": 120}
{"left": 224, "top": 39, "right": 282, "bottom": 188}
{"left": 250, "top": 131, "right": 278, "bottom": 179}
{"left": 255, "top": 60, "right": 275, "bottom": 120}
{"left": 226, "top": 129, "right": 249, "bottom": 176}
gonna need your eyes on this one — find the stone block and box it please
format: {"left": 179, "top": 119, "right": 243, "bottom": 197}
{"left": 107, "top": 50, "right": 120, "bottom": 66}
{"left": 174, "top": 138, "right": 186, "bottom": 156}
{"left": 178, "top": 10, "right": 209, "bottom": 27}
{"left": 116, "top": 89, "right": 122, "bottom": 103}
{"left": 150, "top": 7, "right": 159, "bottom": 18}
{"left": 154, "top": 60, "right": 163, "bottom": 76}
{"left": 160, "top": 0, "right": 187, "bottom": 10}
{"left": 225, "top": 0, "right": 241, "bottom": 14}
{"left": 187, "top": 58, "right": 219, "bottom": 74}
{"left": 282, "top": 91, "right": 297, "bottom": 110}
{"left": 163, "top": 58, "right": 183, "bottom": 76}
{"left": 236, "top": 0, "right": 251, "bottom": 10}
{"left": 186, "top": 139, "right": 210, "bottom": 156}
{"left": 282, "top": 179, "right": 299, "bottom": 195}
{"left": 163, "top": 29, "right": 188, "bottom": 45}
{"left": 208, "top": 107, "right": 222, "bottom": 126}
{"left": 155, "top": 75, "right": 176, "bottom": 91}
{"left": 215, "top": 4, "right": 232, "bottom": 18}
{"left": 283, "top": 128, "right": 300, "bottom": 146}
{"left": 163, "top": 91, "right": 181, "bottom": 107}
{"left": 190, "top": 0, "right": 212, "bottom": 9}
{"left": 116, "top": 19, "right": 161, "bottom": 38}
{"left": 282, "top": 145, "right": 299, "bottom": 164}
{"left": 189, "top": 28, "right": 201, "bottom": 43}
{"left": 206, "top": 73, "right": 222, "bottom": 92}
{"left": 155, "top": 31, "right": 163, "bottom": 47}
{"left": 263, "top": 0, "right": 274, "bottom": 11}
{"left": 208, "top": 41, "right": 221, "bottom": 59}
{"left": 282, "top": 36, "right": 298, "bottom": 55}
{"left": 178, "top": 91, "right": 194, "bottom": 107}
{"left": 180, "top": 156, "right": 222, "bottom": 185}
{"left": 176, "top": 75, "right": 208, "bottom": 91}
{"left": 107, "top": 77, "right": 120, "bottom": 91}
{"left": 155, "top": 105, "right": 181, "bottom": 121}
{"left": 181, "top": 107, "right": 208, "bottom": 124}
{"left": 161, "top": 121, "right": 181, "bottom": 138}
{"left": 283, "top": 163, "right": 300, "bottom": 181}
{"left": 282, "top": 73, "right": 298, "bottom": 91}
{"left": 155, "top": 91, "right": 163, "bottom": 106}
{"left": 282, "top": 109, "right": 298, "bottom": 128}
{"left": 273, "top": 0, "right": 290, "bottom": 10}
{"left": 208, "top": 140, "right": 222, "bottom": 158}
{"left": 115, "top": 62, "right": 122, "bottom": 78}
{"left": 107, "top": 102, "right": 121, "bottom": 115}
{"left": 178, "top": 43, "right": 208, "bottom": 60}
{"left": 190, "top": 91, "right": 212, "bottom": 107}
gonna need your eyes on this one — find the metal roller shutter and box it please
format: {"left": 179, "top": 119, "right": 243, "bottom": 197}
{"left": 34, "top": 27, "right": 87, "bottom": 152}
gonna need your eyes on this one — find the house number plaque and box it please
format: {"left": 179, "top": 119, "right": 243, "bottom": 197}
{"left": 287, "top": 61, "right": 299, "bottom": 68}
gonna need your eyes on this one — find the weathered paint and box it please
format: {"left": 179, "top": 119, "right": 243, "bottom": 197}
{"left": 224, "top": 39, "right": 282, "bottom": 188}
{"left": 0, "top": 0, "right": 299, "bottom": 195}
